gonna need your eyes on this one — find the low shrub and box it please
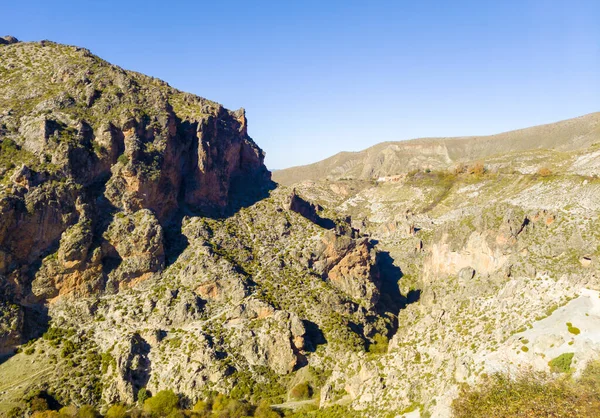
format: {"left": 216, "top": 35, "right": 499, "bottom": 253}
{"left": 289, "top": 382, "right": 312, "bottom": 400}
{"left": 549, "top": 352, "right": 575, "bottom": 373}
{"left": 453, "top": 360, "right": 600, "bottom": 417}
{"left": 143, "top": 390, "right": 179, "bottom": 417}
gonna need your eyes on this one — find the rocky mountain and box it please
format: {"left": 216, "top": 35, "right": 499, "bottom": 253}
{"left": 0, "top": 38, "right": 402, "bottom": 417}
{"left": 2, "top": 36, "right": 600, "bottom": 418}
{"left": 273, "top": 112, "right": 600, "bottom": 185}
{"left": 274, "top": 112, "right": 600, "bottom": 416}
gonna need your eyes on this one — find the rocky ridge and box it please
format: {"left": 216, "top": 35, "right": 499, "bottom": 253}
{"left": 2, "top": 36, "right": 600, "bottom": 418}
{"left": 273, "top": 112, "right": 600, "bottom": 185}
{"left": 0, "top": 38, "right": 400, "bottom": 415}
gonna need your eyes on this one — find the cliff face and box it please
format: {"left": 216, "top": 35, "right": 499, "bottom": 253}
{"left": 0, "top": 39, "right": 391, "bottom": 413}
{"left": 0, "top": 40, "right": 270, "bottom": 349}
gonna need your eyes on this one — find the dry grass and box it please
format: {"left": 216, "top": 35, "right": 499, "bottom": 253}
{"left": 452, "top": 361, "right": 600, "bottom": 417}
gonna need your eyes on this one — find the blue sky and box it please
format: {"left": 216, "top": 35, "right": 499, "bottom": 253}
{"left": 2, "top": 1, "right": 599, "bottom": 169}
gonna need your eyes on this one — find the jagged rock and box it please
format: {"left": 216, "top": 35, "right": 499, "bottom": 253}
{"left": 287, "top": 190, "right": 335, "bottom": 229}
{"left": 0, "top": 35, "right": 19, "bottom": 45}
{"left": 103, "top": 210, "right": 165, "bottom": 286}
{"left": 0, "top": 38, "right": 272, "bottom": 309}
{"left": 458, "top": 266, "right": 475, "bottom": 282}
{"left": 0, "top": 302, "right": 23, "bottom": 355}
{"left": 235, "top": 312, "right": 306, "bottom": 375}
{"left": 313, "top": 231, "right": 381, "bottom": 306}
{"left": 102, "top": 333, "right": 151, "bottom": 404}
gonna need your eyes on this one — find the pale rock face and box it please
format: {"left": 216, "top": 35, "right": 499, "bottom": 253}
{"left": 426, "top": 232, "right": 508, "bottom": 280}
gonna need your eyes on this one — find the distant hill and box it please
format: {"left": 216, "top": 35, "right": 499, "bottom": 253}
{"left": 273, "top": 112, "right": 600, "bottom": 185}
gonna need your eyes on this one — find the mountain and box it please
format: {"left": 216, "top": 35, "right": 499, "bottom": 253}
{"left": 2, "top": 36, "right": 600, "bottom": 418}
{"left": 271, "top": 112, "right": 600, "bottom": 416}
{"left": 0, "top": 38, "right": 395, "bottom": 415}
{"left": 273, "top": 112, "right": 600, "bottom": 185}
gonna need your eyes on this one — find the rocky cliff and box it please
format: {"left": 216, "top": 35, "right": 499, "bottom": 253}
{"left": 0, "top": 38, "right": 395, "bottom": 415}
{"left": 3, "top": 37, "right": 600, "bottom": 418}
{"left": 0, "top": 39, "right": 271, "bottom": 316}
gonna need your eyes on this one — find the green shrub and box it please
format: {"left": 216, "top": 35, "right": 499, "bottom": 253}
{"left": 137, "top": 387, "right": 149, "bottom": 404}
{"left": 367, "top": 333, "right": 389, "bottom": 354}
{"left": 76, "top": 405, "right": 99, "bottom": 418}
{"left": 117, "top": 154, "right": 129, "bottom": 165}
{"left": 567, "top": 322, "right": 581, "bottom": 335}
{"left": 105, "top": 404, "right": 128, "bottom": 418}
{"left": 192, "top": 399, "right": 210, "bottom": 413}
{"left": 549, "top": 353, "right": 575, "bottom": 373}
{"left": 289, "top": 382, "right": 312, "bottom": 400}
{"left": 143, "top": 390, "right": 179, "bottom": 417}
{"left": 254, "top": 400, "right": 280, "bottom": 418}
{"left": 58, "top": 405, "right": 77, "bottom": 416}
{"left": 61, "top": 339, "right": 77, "bottom": 358}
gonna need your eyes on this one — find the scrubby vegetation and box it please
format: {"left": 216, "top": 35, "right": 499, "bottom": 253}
{"left": 537, "top": 167, "right": 553, "bottom": 177}
{"left": 9, "top": 388, "right": 366, "bottom": 418}
{"left": 548, "top": 352, "right": 575, "bottom": 373}
{"left": 452, "top": 360, "right": 600, "bottom": 417}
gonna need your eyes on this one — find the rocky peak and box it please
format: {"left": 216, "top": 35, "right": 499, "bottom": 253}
{"left": 0, "top": 35, "right": 19, "bottom": 45}
{"left": 0, "top": 40, "right": 272, "bottom": 308}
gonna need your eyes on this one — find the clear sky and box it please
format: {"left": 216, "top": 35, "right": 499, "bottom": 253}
{"left": 2, "top": 1, "right": 599, "bottom": 169}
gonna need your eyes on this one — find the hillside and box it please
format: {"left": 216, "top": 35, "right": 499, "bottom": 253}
{"left": 273, "top": 112, "right": 600, "bottom": 185}
{"left": 0, "top": 38, "right": 397, "bottom": 416}
{"left": 3, "top": 36, "right": 600, "bottom": 418}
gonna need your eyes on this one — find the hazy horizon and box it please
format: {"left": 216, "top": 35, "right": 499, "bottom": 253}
{"left": 2, "top": 0, "right": 599, "bottom": 169}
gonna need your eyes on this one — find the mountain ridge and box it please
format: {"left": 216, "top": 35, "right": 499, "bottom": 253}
{"left": 274, "top": 111, "right": 600, "bottom": 185}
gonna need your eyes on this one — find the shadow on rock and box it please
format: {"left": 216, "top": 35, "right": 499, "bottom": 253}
{"left": 374, "top": 250, "right": 421, "bottom": 336}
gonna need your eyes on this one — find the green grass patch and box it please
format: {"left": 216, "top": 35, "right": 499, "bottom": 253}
{"left": 549, "top": 352, "right": 575, "bottom": 373}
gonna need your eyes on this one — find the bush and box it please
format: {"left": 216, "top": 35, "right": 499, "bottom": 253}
{"left": 32, "top": 412, "right": 60, "bottom": 418}
{"left": 61, "top": 340, "right": 76, "bottom": 358}
{"left": 289, "top": 382, "right": 312, "bottom": 400}
{"left": 58, "top": 405, "right": 77, "bottom": 416}
{"left": 76, "top": 405, "right": 99, "bottom": 418}
{"left": 137, "top": 387, "right": 149, "bottom": 404}
{"left": 143, "top": 390, "right": 179, "bottom": 417}
{"left": 117, "top": 154, "right": 129, "bottom": 165}
{"left": 367, "top": 333, "right": 389, "bottom": 354}
{"left": 192, "top": 399, "right": 210, "bottom": 413}
{"left": 254, "top": 400, "right": 280, "bottom": 418}
{"left": 567, "top": 322, "right": 581, "bottom": 335}
{"left": 30, "top": 396, "right": 49, "bottom": 412}
{"left": 452, "top": 362, "right": 600, "bottom": 417}
{"left": 549, "top": 352, "right": 575, "bottom": 373}
{"left": 208, "top": 394, "right": 253, "bottom": 417}
{"left": 537, "top": 167, "right": 552, "bottom": 177}
{"left": 105, "top": 404, "right": 128, "bottom": 418}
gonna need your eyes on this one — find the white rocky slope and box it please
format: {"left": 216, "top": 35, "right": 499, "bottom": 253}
{"left": 291, "top": 143, "right": 600, "bottom": 417}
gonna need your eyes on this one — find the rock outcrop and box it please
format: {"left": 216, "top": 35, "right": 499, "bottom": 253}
{"left": 314, "top": 232, "right": 381, "bottom": 307}
{"left": 0, "top": 39, "right": 271, "bottom": 353}
{"left": 0, "top": 35, "right": 19, "bottom": 45}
